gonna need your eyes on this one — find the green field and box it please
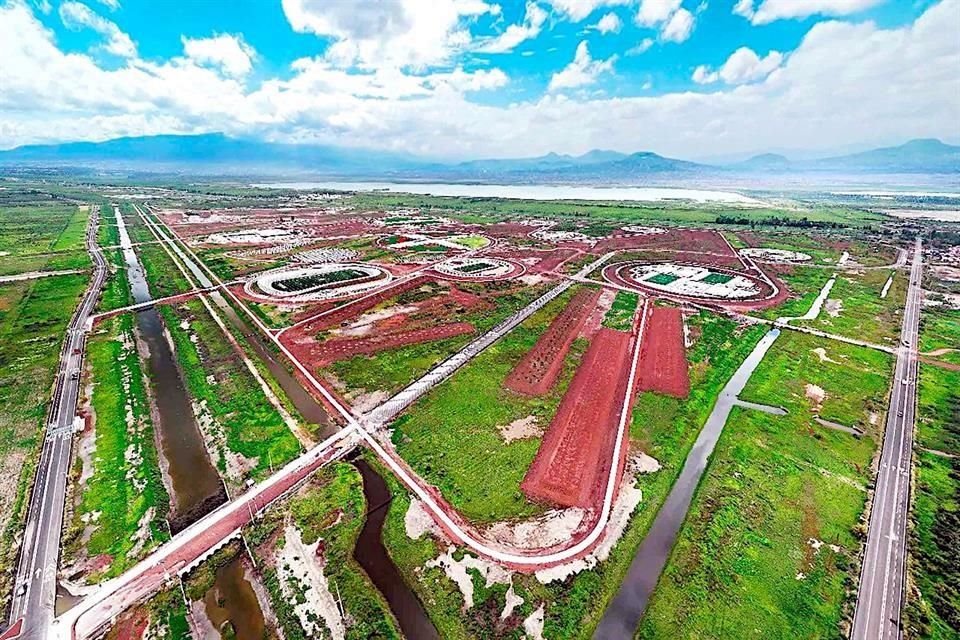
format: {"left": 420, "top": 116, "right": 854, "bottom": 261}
{"left": 63, "top": 313, "right": 170, "bottom": 580}
{"left": 0, "top": 204, "right": 90, "bottom": 275}
{"left": 919, "top": 307, "right": 960, "bottom": 366}
{"left": 641, "top": 331, "right": 891, "bottom": 639}
{"left": 909, "top": 364, "right": 960, "bottom": 639}
{"left": 797, "top": 268, "right": 907, "bottom": 344}
{"left": 754, "top": 266, "right": 834, "bottom": 321}
{"left": 389, "top": 287, "right": 584, "bottom": 522}
{"left": 603, "top": 290, "right": 640, "bottom": 331}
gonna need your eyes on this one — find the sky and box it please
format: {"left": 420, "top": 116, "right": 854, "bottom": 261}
{"left": 0, "top": 0, "right": 958, "bottom": 160}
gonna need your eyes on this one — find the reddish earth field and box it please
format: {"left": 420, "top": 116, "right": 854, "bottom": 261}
{"left": 309, "top": 323, "right": 475, "bottom": 366}
{"left": 521, "top": 326, "right": 634, "bottom": 508}
{"left": 636, "top": 304, "right": 690, "bottom": 398}
{"left": 492, "top": 247, "right": 581, "bottom": 274}
{"left": 505, "top": 288, "right": 600, "bottom": 395}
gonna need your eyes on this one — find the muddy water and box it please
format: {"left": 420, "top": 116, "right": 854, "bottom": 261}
{"left": 115, "top": 210, "right": 226, "bottom": 532}
{"left": 594, "top": 328, "right": 781, "bottom": 639}
{"left": 352, "top": 459, "right": 439, "bottom": 640}
{"left": 202, "top": 557, "right": 267, "bottom": 640}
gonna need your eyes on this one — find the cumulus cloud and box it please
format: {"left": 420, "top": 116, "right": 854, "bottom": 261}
{"left": 548, "top": 40, "right": 617, "bottom": 90}
{"left": 636, "top": 0, "right": 696, "bottom": 43}
{"left": 93, "top": 0, "right": 119, "bottom": 10}
{"left": 281, "top": 0, "right": 497, "bottom": 69}
{"left": 734, "top": 0, "right": 883, "bottom": 24}
{"left": 476, "top": 1, "right": 548, "bottom": 53}
{"left": 693, "top": 46, "right": 783, "bottom": 84}
{"left": 0, "top": 0, "right": 958, "bottom": 163}
{"left": 626, "top": 37, "right": 655, "bottom": 55}
{"left": 59, "top": 1, "right": 136, "bottom": 58}
{"left": 594, "top": 12, "right": 623, "bottom": 33}
{"left": 182, "top": 34, "right": 256, "bottom": 78}
{"left": 545, "top": 0, "right": 630, "bottom": 21}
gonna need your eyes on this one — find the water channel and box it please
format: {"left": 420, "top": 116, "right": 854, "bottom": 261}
{"left": 594, "top": 328, "right": 781, "bottom": 638}
{"left": 115, "top": 208, "right": 226, "bottom": 533}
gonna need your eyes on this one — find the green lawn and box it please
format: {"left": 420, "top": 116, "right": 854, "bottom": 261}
{"left": 641, "top": 331, "right": 891, "bottom": 639}
{"left": 63, "top": 313, "right": 170, "bottom": 580}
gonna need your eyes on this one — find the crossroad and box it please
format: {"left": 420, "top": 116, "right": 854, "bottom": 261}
{"left": 8, "top": 207, "right": 107, "bottom": 640}
{"left": 851, "top": 238, "right": 923, "bottom": 640}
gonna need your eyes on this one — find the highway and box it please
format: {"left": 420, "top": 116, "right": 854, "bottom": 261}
{"left": 7, "top": 207, "right": 107, "bottom": 640}
{"left": 851, "top": 237, "right": 923, "bottom": 640}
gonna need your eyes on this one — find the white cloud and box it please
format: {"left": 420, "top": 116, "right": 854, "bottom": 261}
{"left": 182, "top": 34, "right": 256, "bottom": 78}
{"left": 59, "top": 1, "right": 136, "bottom": 58}
{"left": 1, "top": 0, "right": 958, "bottom": 164}
{"left": 636, "top": 0, "right": 681, "bottom": 25}
{"left": 281, "top": 0, "right": 497, "bottom": 69}
{"left": 693, "top": 46, "right": 783, "bottom": 84}
{"left": 660, "top": 7, "right": 694, "bottom": 42}
{"left": 737, "top": 0, "right": 883, "bottom": 24}
{"left": 626, "top": 37, "right": 655, "bottom": 55}
{"left": 594, "top": 12, "right": 622, "bottom": 33}
{"left": 548, "top": 40, "right": 617, "bottom": 90}
{"left": 476, "top": 1, "right": 547, "bottom": 53}
{"left": 545, "top": 0, "right": 630, "bottom": 21}
{"left": 93, "top": 0, "right": 120, "bottom": 10}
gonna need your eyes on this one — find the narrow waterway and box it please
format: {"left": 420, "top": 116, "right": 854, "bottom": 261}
{"left": 352, "top": 458, "right": 439, "bottom": 640}
{"left": 202, "top": 557, "right": 267, "bottom": 640}
{"left": 594, "top": 328, "right": 781, "bottom": 639}
{"left": 115, "top": 208, "right": 226, "bottom": 533}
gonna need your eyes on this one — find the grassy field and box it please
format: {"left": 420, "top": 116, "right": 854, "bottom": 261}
{"left": 63, "top": 313, "right": 170, "bottom": 580}
{"left": 0, "top": 204, "right": 90, "bottom": 275}
{"left": 159, "top": 299, "right": 302, "bottom": 492}
{"left": 351, "top": 193, "right": 884, "bottom": 228}
{"left": 640, "top": 331, "right": 891, "bottom": 639}
{"left": 377, "top": 312, "right": 771, "bottom": 639}
{"left": 919, "top": 307, "right": 960, "bottom": 366}
{"left": 328, "top": 280, "right": 551, "bottom": 400}
{"left": 389, "top": 286, "right": 584, "bottom": 522}
{"left": 797, "top": 268, "right": 907, "bottom": 345}
{"left": 0, "top": 272, "right": 89, "bottom": 608}
{"left": 246, "top": 462, "right": 402, "bottom": 640}
{"left": 603, "top": 290, "right": 640, "bottom": 330}
{"left": 908, "top": 364, "right": 960, "bottom": 639}
{"left": 754, "top": 266, "right": 834, "bottom": 321}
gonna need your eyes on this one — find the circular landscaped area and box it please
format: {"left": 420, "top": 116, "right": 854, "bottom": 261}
{"left": 433, "top": 257, "right": 522, "bottom": 280}
{"left": 605, "top": 261, "right": 771, "bottom": 301}
{"left": 248, "top": 263, "right": 392, "bottom": 302}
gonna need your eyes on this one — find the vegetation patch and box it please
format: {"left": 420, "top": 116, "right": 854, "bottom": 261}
{"left": 602, "top": 291, "right": 639, "bottom": 331}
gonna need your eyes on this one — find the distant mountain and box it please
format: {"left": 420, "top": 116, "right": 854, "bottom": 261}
{"left": 0, "top": 133, "right": 427, "bottom": 175}
{"left": 0, "top": 133, "right": 956, "bottom": 179}
{"left": 811, "top": 138, "right": 960, "bottom": 173}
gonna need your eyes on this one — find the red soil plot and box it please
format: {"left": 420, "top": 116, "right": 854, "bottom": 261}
{"left": 505, "top": 288, "right": 600, "bottom": 395}
{"left": 521, "top": 327, "right": 634, "bottom": 508}
{"left": 636, "top": 304, "right": 690, "bottom": 398}
{"left": 309, "top": 323, "right": 475, "bottom": 366}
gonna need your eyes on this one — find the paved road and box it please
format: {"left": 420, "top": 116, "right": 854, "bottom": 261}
{"left": 8, "top": 207, "right": 107, "bottom": 640}
{"left": 851, "top": 237, "right": 923, "bottom": 640}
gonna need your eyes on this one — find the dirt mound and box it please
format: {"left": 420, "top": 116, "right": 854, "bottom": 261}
{"left": 505, "top": 288, "right": 600, "bottom": 396}
{"left": 636, "top": 305, "right": 690, "bottom": 398}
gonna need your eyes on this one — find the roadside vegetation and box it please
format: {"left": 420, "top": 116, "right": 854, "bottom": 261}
{"left": 0, "top": 272, "right": 88, "bottom": 608}
{"left": 641, "top": 331, "right": 891, "bottom": 638}
{"left": 63, "top": 313, "right": 170, "bottom": 581}
{"left": 602, "top": 290, "right": 639, "bottom": 331}
{"left": 797, "top": 268, "right": 907, "bottom": 345}
{"left": 0, "top": 204, "right": 90, "bottom": 276}
{"left": 919, "top": 307, "right": 960, "bottom": 366}
{"left": 754, "top": 265, "right": 833, "bottom": 321}
{"left": 909, "top": 363, "right": 960, "bottom": 639}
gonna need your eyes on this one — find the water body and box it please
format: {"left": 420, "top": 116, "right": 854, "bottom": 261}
{"left": 594, "top": 328, "right": 781, "bottom": 639}
{"left": 352, "top": 458, "right": 439, "bottom": 640}
{"left": 115, "top": 209, "right": 226, "bottom": 532}
{"left": 202, "top": 557, "right": 267, "bottom": 640}
{"left": 252, "top": 181, "right": 761, "bottom": 204}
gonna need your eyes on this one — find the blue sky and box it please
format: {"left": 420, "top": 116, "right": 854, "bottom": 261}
{"left": 0, "top": 0, "right": 957, "bottom": 159}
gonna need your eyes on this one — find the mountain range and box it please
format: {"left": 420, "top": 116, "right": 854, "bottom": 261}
{"left": 0, "top": 134, "right": 957, "bottom": 181}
